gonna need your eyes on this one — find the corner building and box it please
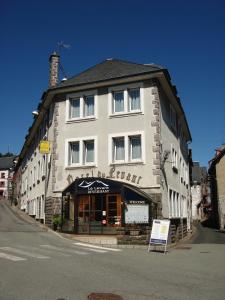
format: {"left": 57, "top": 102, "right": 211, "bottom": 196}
{"left": 16, "top": 55, "right": 192, "bottom": 236}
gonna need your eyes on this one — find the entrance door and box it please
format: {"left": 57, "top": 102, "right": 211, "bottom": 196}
{"left": 78, "top": 195, "right": 90, "bottom": 234}
{"left": 102, "top": 195, "right": 121, "bottom": 234}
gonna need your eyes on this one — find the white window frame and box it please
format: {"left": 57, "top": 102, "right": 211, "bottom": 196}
{"left": 108, "top": 83, "right": 144, "bottom": 116}
{"left": 171, "top": 145, "right": 178, "bottom": 170}
{"left": 65, "top": 136, "right": 97, "bottom": 168}
{"left": 168, "top": 188, "right": 180, "bottom": 218}
{"left": 108, "top": 131, "right": 145, "bottom": 165}
{"left": 66, "top": 90, "right": 97, "bottom": 122}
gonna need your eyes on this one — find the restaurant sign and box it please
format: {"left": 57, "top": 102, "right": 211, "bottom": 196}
{"left": 78, "top": 180, "right": 109, "bottom": 194}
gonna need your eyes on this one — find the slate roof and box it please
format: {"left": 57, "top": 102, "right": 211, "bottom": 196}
{"left": 54, "top": 58, "right": 164, "bottom": 89}
{"left": 0, "top": 157, "right": 15, "bottom": 170}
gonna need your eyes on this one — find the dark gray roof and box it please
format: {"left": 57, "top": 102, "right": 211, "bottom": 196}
{"left": 54, "top": 58, "right": 163, "bottom": 89}
{"left": 0, "top": 157, "right": 15, "bottom": 170}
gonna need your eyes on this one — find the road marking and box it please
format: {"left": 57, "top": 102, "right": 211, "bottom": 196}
{"left": 18, "top": 245, "right": 71, "bottom": 257}
{"left": 0, "top": 252, "right": 26, "bottom": 261}
{"left": 73, "top": 242, "right": 121, "bottom": 252}
{"left": 0, "top": 247, "right": 50, "bottom": 259}
{"left": 40, "top": 244, "right": 88, "bottom": 255}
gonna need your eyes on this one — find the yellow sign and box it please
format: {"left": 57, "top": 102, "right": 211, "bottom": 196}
{"left": 39, "top": 140, "right": 50, "bottom": 154}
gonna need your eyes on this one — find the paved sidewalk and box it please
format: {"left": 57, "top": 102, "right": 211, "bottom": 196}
{"left": 7, "top": 201, "right": 194, "bottom": 248}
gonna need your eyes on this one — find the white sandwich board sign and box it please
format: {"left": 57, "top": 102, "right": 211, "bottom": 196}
{"left": 148, "top": 219, "right": 170, "bottom": 253}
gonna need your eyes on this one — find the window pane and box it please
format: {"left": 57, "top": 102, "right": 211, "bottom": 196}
{"left": 70, "top": 98, "right": 80, "bottom": 118}
{"left": 113, "top": 137, "right": 125, "bottom": 161}
{"left": 84, "top": 96, "right": 94, "bottom": 116}
{"left": 114, "top": 91, "right": 124, "bottom": 112}
{"left": 129, "top": 89, "right": 140, "bottom": 110}
{"left": 85, "top": 140, "right": 94, "bottom": 163}
{"left": 130, "top": 135, "right": 141, "bottom": 159}
{"left": 69, "top": 142, "right": 79, "bottom": 164}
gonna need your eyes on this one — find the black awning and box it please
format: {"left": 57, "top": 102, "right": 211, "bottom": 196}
{"left": 62, "top": 177, "right": 156, "bottom": 204}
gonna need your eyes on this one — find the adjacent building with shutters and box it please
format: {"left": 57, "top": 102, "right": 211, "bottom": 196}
{"left": 14, "top": 54, "right": 192, "bottom": 237}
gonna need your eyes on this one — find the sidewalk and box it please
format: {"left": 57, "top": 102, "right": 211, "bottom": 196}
{"left": 7, "top": 201, "right": 194, "bottom": 249}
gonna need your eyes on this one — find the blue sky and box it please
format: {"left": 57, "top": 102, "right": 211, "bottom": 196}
{"left": 1, "top": 0, "right": 224, "bottom": 167}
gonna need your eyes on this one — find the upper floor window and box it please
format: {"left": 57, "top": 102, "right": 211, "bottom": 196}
{"left": 170, "top": 104, "right": 177, "bottom": 132}
{"left": 129, "top": 88, "right": 140, "bottom": 111}
{"left": 67, "top": 92, "right": 97, "bottom": 122}
{"left": 66, "top": 136, "right": 97, "bottom": 167}
{"left": 1, "top": 172, "right": 5, "bottom": 179}
{"left": 84, "top": 95, "right": 94, "bottom": 117}
{"left": 109, "top": 132, "right": 144, "bottom": 164}
{"left": 171, "top": 147, "right": 178, "bottom": 172}
{"left": 69, "top": 98, "right": 80, "bottom": 118}
{"left": 113, "top": 91, "right": 124, "bottom": 113}
{"left": 109, "top": 85, "right": 143, "bottom": 116}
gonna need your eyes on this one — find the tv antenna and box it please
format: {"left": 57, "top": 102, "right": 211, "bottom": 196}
{"left": 57, "top": 41, "right": 71, "bottom": 79}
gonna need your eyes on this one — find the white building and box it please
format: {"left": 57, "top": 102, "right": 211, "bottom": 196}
{"left": 0, "top": 156, "right": 15, "bottom": 199}
{"left": 15, "top": 54, "right": 192, "bottom": 235}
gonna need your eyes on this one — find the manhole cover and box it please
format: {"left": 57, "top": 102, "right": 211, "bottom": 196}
{"left": 88, "top": 293, "right": 123, "bottom": 300}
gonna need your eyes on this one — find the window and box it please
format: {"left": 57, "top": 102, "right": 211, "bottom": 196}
{"left": 1, "top": 173, "right": 5, "bottom": 179}
{"left": 172, "top": 147, "right": 178, "bottom": 171}
{"left": 113, "top": 137, "right": 125, "bottom": 162}
{"left": 129, "top": 88, "right": 140, "bottom": 111}
{"left": 69, "top": 98, "right": 80, "bottom": 118}
{"left": 67, "top": 92, "right": 96, "bottom": 121}
{"left": 84, "top": 96, "right": 94, "bottom": 117}
{"left": 0, "top": 181, "right": 5, "bottom": 187}
{"left": 66, "top": 137, "right": 97, "bottom": 167}
{"left": 169, "top": 189, "right": 180, "bottom": 218}
{"left": 69, "top": 142, "right": 80, "bottom": 165}
{"left": 110, "top": 132, "right": 144, "bottom": 164}
{"left": 170, "top": 104, "right": 177, "bottom": 132}
{"left": 113, "top": 91, "right": 124, "bottom": 113}
{"left": 129, "top": 135, "right": 141, "bottom": 160}
{"left": 109, "top": 86, "right": 142, "bottom": 115}
{"left": 84, "top": 140, "right": 94, "bottom": 163}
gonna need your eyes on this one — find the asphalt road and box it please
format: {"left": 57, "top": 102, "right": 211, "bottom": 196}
{"left": 0, "top": 200, "right": 225, "bottom": 300}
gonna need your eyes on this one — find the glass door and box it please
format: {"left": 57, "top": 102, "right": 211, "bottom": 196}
{"left": 103, "top": 195, "right": 121, "bottom": 234}
{"left": 78, "top": 196, "right": 90, "bottom": 234}
{"left": 90, "top": 195, "right": 104, "bottom": 234}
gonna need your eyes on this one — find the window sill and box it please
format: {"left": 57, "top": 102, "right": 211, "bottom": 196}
{"left": 66, "top": 117, "right": 96, "bottom": 124}
{"left": 110, "top": 161, "right": 144, "bottom": 166}
{"left": 65, "top": 165, "right": 97, "bottom": 170}
{"left": 109, "top": 111, "right": 143, "bottom": 118}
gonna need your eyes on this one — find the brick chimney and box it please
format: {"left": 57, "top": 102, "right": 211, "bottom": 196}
{"left": 49, "top": 52, "right": 60, "bottom": 87}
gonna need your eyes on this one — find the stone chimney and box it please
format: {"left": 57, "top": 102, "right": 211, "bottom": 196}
{"left": 49, "top": 52, "right": 60, "bottom": 87}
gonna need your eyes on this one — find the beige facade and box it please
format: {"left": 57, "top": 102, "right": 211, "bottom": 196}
{"left": 15, "top": 56, "right": 192, "bottom": 234}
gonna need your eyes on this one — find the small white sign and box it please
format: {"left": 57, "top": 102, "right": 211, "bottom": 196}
{"left": 125, "top": 204, "right": 149, "bottom": 224}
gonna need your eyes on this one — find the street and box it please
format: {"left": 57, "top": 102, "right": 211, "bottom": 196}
{"left": 0, "top": 200, "right": 225, "bottom": 300}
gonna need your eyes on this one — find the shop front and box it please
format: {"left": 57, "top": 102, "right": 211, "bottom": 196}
{"left": 62, "top": 178, "right": 157, "bottom": 235}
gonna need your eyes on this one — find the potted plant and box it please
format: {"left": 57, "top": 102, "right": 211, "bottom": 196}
{"left": 52, "top": 215, "right": 62, "bottom": 231}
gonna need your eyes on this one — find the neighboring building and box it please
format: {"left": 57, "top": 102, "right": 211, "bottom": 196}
{"left": 14, "top": 53, "right": 192, "bottom": 236}
{"left": 208, "top": 145, "right": 225, "bottom": 230}
{"left": 0, "top": 156, "right": 15, "bottom": 200}
{"left": 191, "top": 162, "right": 210, "bottom": 221}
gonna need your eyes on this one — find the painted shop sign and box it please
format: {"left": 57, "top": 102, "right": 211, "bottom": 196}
{"left": 78, "top": 180, "right": 109, "bottom": 194}
{"left": 67, "top": 166, "right": 142, "bottom": 186}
